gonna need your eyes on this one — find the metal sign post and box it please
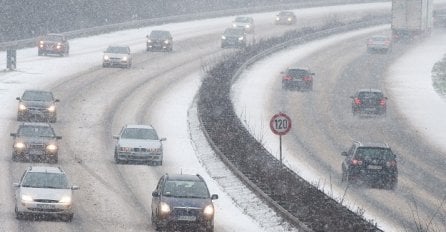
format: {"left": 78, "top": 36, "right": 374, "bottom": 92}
{"left": 270, "top": 112, "right": 292, "bottom": 166}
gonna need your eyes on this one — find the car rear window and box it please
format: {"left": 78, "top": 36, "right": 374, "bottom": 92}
{"left": 287, "top": 69, "right": 310, "bottom": 77}
{"left": 355, "top": 147, "right": 395, "bottom": 160}
{"left": 358, "top": 92, "right": 383, "bottom": 99}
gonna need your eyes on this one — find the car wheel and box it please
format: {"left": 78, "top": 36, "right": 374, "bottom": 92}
{"left": 15, "top": 206, "right": 23, "bottom": 220}
{"left": 12, "top": 152, "right": 19, "bottom": 162}
{"left": 17, "top": 114, "right": 23, "bottom": 121}
{"left": 49, "top": 116, "right": 57, "bottom": 123}
{"left": 114, "top": 152, "right": 121, "bottom": 164}
{"left": 38, "top": 50, "right": 43, "bottom": 56}
{"left": 50, "top": 155, "right": 58, "bottom": 164}
{"left": 152, "top": 212, "right": 162, "bottom": 231}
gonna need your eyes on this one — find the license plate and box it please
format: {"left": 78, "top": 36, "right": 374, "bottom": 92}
{"left": 178, "top": 215, "right": 196, "bottom": 221}
{"left": 368, "top": 165, "right": 382, "bottom": 170}
{"left": 29, "top": 150, "right": 44, "bottom": 155}
{"left": 37, "top": 204, "right": 55, "bottom": 209}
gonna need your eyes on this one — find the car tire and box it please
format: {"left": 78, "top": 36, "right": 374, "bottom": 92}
{"left": 15, "top": 206, "right": 23, "bottom": 220}
{"left": 114, "top": 152, "right": 121, "bottom": 164}
{"left": 17, "top": 114, "right": 23, "bottom": 121}
{"left": 12, "top": 152, "right": 19, "bottom": 162}
{"left": 38, "top": 50, "right": 43, "bottom": 56}
{"left": 49, "top": 116, "right": 57, "bottom": 123}
{"left": 50, "top": 155, "right": 58, "bottom": 164}
{"left": 151, "top": 212, "right": 162, "bottom": 231}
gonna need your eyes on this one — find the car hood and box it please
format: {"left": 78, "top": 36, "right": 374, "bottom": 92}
{"left": 118, "top": 139, "right": 161, "bottom": 149}
{"left": 162, "top": 196, "right": 212, "bottom": 209}
{"left": 20, "top": 187, "right": 71, "bottom": 201}
{"left": 104, "top": 52, "right": 129, "bottom": 59}
{"left": 21, "top": 100, "right": 53, "bottom": 108}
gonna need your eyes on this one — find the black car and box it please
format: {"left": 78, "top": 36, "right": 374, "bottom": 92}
{"left": 281, "top": 68, "right": 314, "bottom": 91}
{"left": 11, "top": 122, "right": 62, "bottom": 163}
{"left": 16, "top": 90, "right": 59, "bottom": 123}
{"left": 341, "top": 141, "right": 398, "bottom": 189}
{"left": 221, "top": 28, "right": 247, "bottom": 48}
{"left": 151, "top": 174, "right": 218, "bottom": 232}
{"left": 351, "top": 89, "right": 387, "bottom": 116}
{"left": 275, "top": 11, "right": 297, "bottom": 25}
{"left": 37, "top": 33, "right": 69, "bottom": 57}
{"left": 146, "top": 30, "right": 173, "bottom": 52}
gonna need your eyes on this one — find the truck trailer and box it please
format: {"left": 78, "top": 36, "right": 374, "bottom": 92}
{"left": 391, "top": 0, "right": 433, "bottom": 40}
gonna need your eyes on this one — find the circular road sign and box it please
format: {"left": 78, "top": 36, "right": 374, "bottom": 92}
{"left": 270, "top": 112, "right": 292, "bottom": 135}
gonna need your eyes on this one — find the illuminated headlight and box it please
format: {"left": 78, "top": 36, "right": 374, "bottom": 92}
{"left": 238, "top": 37, "right": 244, "bottom": 41}
{"left": 276, "top": 17, "right": 280, "bottom": 21}
{"left": 160, "top": 202, "right": 171, "bottom": 214}
{"left": 14, "top": 142, "right": 26, "bottom": 149}
{"left": 164, "top": 40, "right": 169, "bottom": 44}
{"left": 103, "top": 55, "right": 110, "bottom": 61}
{"left": 232, "top": 23, "right": 237, "bottom": 27}
{"left": 39, "top": 41, "right": 44, "bottom": 48}
{"left": 203, "top": 205, "right": 214, "bottom": 216}
{"left": 46, "top": 144, "right": 58, "bottom": 151}
{"left": 21, "top": 194, "right": 33, "bottom": 203}
{"left": 245, "top": 25, "right": 250, "bottom": 28}
{"left": 59, "top": 196, "right": 72, "bottom": 204}
{"left": 147, "top": 39, "right": 152, "bottom": 43}
{"left": 47, "top": 105, "right": 56, "bottom": 112}
{"left": 19, "top": 103, "right": 27, "bottom": 111}
{"left": 288, "top": 18, "right": 292, "bottom": 21}
{"left": 56, "top": 43, "right": 62, "bottom": 49}
{"left": 122, "top": 56, "right": 128, "bottom": 61}
{"left": 120, "top": 147, "right": 131, "bottom": 152}
{"left": 221, "top": 35, "right": 226, "bottom": 40}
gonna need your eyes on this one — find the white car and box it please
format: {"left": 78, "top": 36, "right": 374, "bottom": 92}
{"left": 113, "top": 124, "right": 166, "bottom": 165}
{"left": 102, "top": 45, "right": 132, "bottom": 68}
{"left": 232, "top": 16, "right": 255, "bottom": 33}
{"left": 14, "top": 166, "right": 79, "bottom": 221}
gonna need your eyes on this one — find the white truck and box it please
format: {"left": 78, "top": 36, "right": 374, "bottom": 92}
{"left": 391, "top": 0, "right": 433, "bottom": 40}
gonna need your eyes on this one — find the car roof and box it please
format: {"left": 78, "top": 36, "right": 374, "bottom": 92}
{"left": 355, "top": 141, "right": 390, "bottom": 149}
{"left": 124, "top": 124, "right": 154, "bottom": 130}
{"left": 46, "top": 33, "right": 64, "bottom": 37}
{"left": 166, "top": 174, "right": 203, "bottom": 182}
{"left": 26, "top": 166, "right": 64, "bottom": 174}
{"left": 357, "top": 88, "right": 382, "bottom": 93}
{"left": 21, "top": 122, "right": 52, "bottom": 127}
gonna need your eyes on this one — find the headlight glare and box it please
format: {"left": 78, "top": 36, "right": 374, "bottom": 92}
{"left": 122, "top": 56, "right": 128, "bottom": 61}
{"left": 238, "top": 37, "right": 244, "bottom": 41}
{"left": 21, "top": 194, "right": 33, "bottom": 203}
{"left": 221, "top": 36, "right": 226, "bottom": 40}
{"left": 46, "top": 144, "right": 57, "bottom": 151}
{"left": 19, "top": 104, "right": 27, "bottom": 110}
{"left": 160, "top": 202, "right": 171, "bottom": 214}
{"left": 203, "top": 205, "right": 214, "bottom": 216}
{"left": 14, "top": 142, "right": 26, "bottom": 149}
{"left": 59, "top": 196, "right": 72, "bottom": 204}
{"left": 164, "top": 40, "right": 169, "bottom": 44}
{"left": 48, "top": 105, "right": 56, "bottom": 112}
{"left": 103, "top": 55, "right": 110, "bottom": 60}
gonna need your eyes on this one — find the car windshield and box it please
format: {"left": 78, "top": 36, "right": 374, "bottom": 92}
{"left": 106, "top": 46, "right": 129, "bottom": 54}
{"left": 235, "top": 17, "right": 250, "bottom": 23}
{"left": 121, "top": 128, "right": 158, "bottom": 140}
{"left": 355, "top": 148, "right": 395, "bottom": 161}
{"left": 162, "top": 180, "right": 209, "bottom": 198}
{"left": 224, "top": 28, "right": 244, "bottom": 36}
{"left": 45, "top": 35, "right": 64, "bottom": 41}
{"left": 150, "top": 31, "right": 170, "bottom": 39}
{"left": 22, "top": 91, "right": 53, "bottom": 101}
{"left": 21, "top": 172, "right": 69, "bottom": 189}
{"left": 18, "top": 125, "right": 55, "bottom": 137}
{"left": 358, "top": 91, "right": 383, "bottom": 99}
{"left": 279, "top": 12, "right": 293, "bottom": 16}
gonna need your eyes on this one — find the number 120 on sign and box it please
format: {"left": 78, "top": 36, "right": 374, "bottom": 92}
{"left": 270, "top": 113, "right": 292, "bottom": 135}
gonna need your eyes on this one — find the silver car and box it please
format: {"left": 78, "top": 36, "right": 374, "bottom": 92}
{"left": 232, "top": 16, "right": 255, "bottom": 33}
{"left": 113, "top": 124, "right": 166, "bottom": 165}
{"left": 102, "top": 45, "right": 132, "bottom": 68}
{"left": 14, "top": 166, "right": 79, "bottom": 221}
{"left": 366, "top": 35, "right": 392, "bottom": 53}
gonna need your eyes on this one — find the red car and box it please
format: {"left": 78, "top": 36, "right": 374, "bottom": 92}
{"left": 37, "top": 33, "right": 69, "bottom": 57}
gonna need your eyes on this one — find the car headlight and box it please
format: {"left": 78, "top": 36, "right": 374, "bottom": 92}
{"left": 288, "top": 18, "right": 292, "bottom": 21}
{"left": 46, "top": 144, "right": 58, "bottom": 151}
{"left": 238, "top": 37, "right": 244, "bottom": 41}
{"left": 221, "top": 35, "right": 226, "bottom": 40}
{"left": 160, "top": 202, "right": 171, "bottom": 214}
{"left": 21, "top": 194, "right": 33, "bottom": 203}
{"left": 276, "top": 17, "right": 280, "bottom": 21}
{"left": 203, "top": 205, "right": 214, "bottom": 216}
{"left": 47, "top": 105, "right": 56, "bottom": 112}
{"left": 120, "top": 147, "right": 131, "bottom": 152}
{"left": 245, "top": 24, "right": 250, "bottom": 28}
{"left": 59, "top": 196, "right": 72, "bottom": 204}
{"left": 14, "top": 142, "right": 26, "bottom": 149}
{"left": 122, "top": 56, "right": 128, "bottom": 61}
{"left": 164, "top": 40, "right": 169, "bottom": 44}
{"left": 103, "top": 55, "right": 110, "bottom": 61}
{"left": 232, "top": 23, "right": 237, "bottom": 27}
{"left": 147, "top": 39, "right": 152, "bottom": 43}
{"left": 18, "top": 103, "right": 27, "bottom": 111}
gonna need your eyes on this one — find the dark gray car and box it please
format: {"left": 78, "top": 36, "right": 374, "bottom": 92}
{"left": 221, "top": 28, "right": 247, "bottom": 48}
{"left": 146, "top": 30, "right": 173, "bottom": 52}
{"left": 11, "top": 122, "right": 62, "bottom": 163}
{"left": 16, "top": 90, "right": 59, "bottom": 123}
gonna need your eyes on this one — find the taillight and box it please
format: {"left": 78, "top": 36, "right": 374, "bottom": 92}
{"left": 303, "top": 76, "right": 312, "bottom": 81}
{"left": 380, "top": 99, "right": 386, "bottom": 106}
{"left": 386, "top": 160, "right": 397, "bottom": 167}
{"left": 352, "top": 159, "right": 363, "bottom": 165}
{"left": 283, "top": 75, "right": 292, "bottom": 81}
{"left": 354, "top": 98, "right": 361, "bottom": 105}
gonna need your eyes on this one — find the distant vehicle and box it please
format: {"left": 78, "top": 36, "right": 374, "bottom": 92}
{"left": 11, "top": 122, "right": 62, "bottom": 163}
{"left": 221, "top": 28, "right": 247, "bottom": 48}
{"left": 16, "top": 89, "right": 59, "bottom": 123}
{"left": 146, "top": 30, "right": 173, "bottom": 52}
{"left": 433, "top": 8, "right": 446, "bottom": 27}
{"left": 232, "top": 16, "right": 255, "bottom": 33}
{"left": 37, "top": 33, "right": 69, "bottom": 57}
{"left": 275, "top": 11, "right": 297, "bottom": 25}
{"left": 367, "top": 35, "right": 392, "bottom": 53}
{"left": 102, "top": 45, "right": 132, "bottom": 68}
{"left": 281, "top": 67, "right": 314, "bottom": 91}
{"left": 151, "top": 173, "right": 218, "bottom": 232}
{"left": 113, "top": 124, "right": 166, "bottom": 165}
{"left": 351, "top": 89, "right": 387, "bottom": 116}
{"left": 391, "top": 0, "right": 433, "bottom": 40}
{"left": 341, "top": 141, "right": 398, "bottom": 189}
{"left": 14, "top": 166, "right": 79, "bottom": 221}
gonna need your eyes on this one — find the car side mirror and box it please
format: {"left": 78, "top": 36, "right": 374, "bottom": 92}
{"left": 311, "top": 73, "right": 315, "bottom": 75}
{"left": 56, "top": 136, "right": 62, "bottom": 140}
{"left": 146, "top": 35, "right": 149, "bottom": 39}
{"left": 13, "top": 182, "right": 20, "bottom": 187}
{"left": 341, "top": 151, "right": 348, "bottom": 156}
{"left": 160, "top": 137, "right": 167, "bottom": 142}
{"left": 211, "top": 194, "right": 218, "bottom": 200}
{"left": 55, "top": 99, "right": 60, "bottom": 102}
{"left": 113, "top": 135, "right": 119, "bottom": 139}
{"left": 72, "top": 185, "right": 80, "bottom": 190}
{"left": 10, "top": 133, "right": 16, "bottom": 137}
{"left": 16, "top": 97, "right": 20, "bottom": 100}
{"left": 152, "top": 191, "right": 159, "bottom": 197}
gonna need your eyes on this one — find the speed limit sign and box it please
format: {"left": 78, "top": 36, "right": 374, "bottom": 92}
{"left": 270, "top": 112, "right": 292, "bottom": 135}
